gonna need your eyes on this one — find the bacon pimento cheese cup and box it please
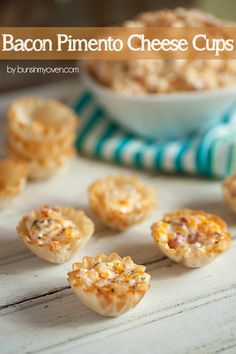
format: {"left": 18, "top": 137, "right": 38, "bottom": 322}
{"left": 223, "top": 175, "right": 236, "bottom": 214}
{"left": 151, "top": 209, "right": 231, "bottom": 268}
{"left": 7, "top": 144, "right": 75, "bottom": 181}
{"left": 0, "top": 157, "right": 28, "bottom": 207}
{"left": 7, "top": 97, "right": 78, "bottom": 180}
{"left": 88, "top": 175, "right": 157, "bottom": 230}
{"left": 68, "top": 252, "right": 150, "bottom": 317}
{"left": 7, "top": 97, "right": 77, "bottom": 142}
{"left": 17, "top": 205, "right": 94, "bottom": 264}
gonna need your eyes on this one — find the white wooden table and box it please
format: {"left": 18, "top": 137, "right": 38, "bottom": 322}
{"left": 0, "top": 80, "right": 236, "bottom": 354}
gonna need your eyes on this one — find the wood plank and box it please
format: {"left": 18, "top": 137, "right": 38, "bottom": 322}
{"left": 58, "top": 289, "right": 236, "bottom": 354}
{"left": 0, "top": 247, "right": 235, "bottom": 353}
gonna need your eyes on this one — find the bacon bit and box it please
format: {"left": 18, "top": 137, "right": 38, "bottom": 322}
{"left": 32, "top": 219, "right": 38, "bottom": 227}
{"left": 214, "top": 233, "right": 221, "bottom": 245}
{"left": 180, "top": 217, "right": 188, "bottom": 224}
{"left": 41, "top": 208, "right": 49, "bottom": 217}
{"left": 188, "top": 232, "right": 200, "bottom": 244}
{"left": 168, "top": 233, "right": 186, "bottom": 249}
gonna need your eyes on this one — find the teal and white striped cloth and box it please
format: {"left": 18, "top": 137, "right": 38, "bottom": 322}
{"left": 73, "top": 90, "right": 236, "bottom": 179}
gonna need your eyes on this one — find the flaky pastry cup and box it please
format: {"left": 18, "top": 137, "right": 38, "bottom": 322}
{"left": 68, "top": 252, "right": 150, "bottom": 317}
{"left": 17, "top": 207, "right": 95, "bottom": 264}
{"left": 7, "top": 144, "right": 76, "bottom": 180}
{"left": 27, "top": 149, "right": 75, "bottom": 180}
{"left": 0, "top": 158, "right": 28, "bottom": 207}
{"left": 7, "top": 128, "right": 76, "bottom": 160}
{"left": 7, "top": 97, "right": 78, "bottom": 142}
{"left": 223, "top": 175, "right": 236, "bottom": 214}
{"left": 88, "top": 175, "right": 157, "bottom": 230}
{"left": 151, "top": 209, "right": 231, "bottom": 268}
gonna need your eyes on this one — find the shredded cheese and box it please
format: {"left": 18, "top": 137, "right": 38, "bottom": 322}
{"left": 25, "top": 205, "right": 79, "bottom": 244}
{"left": 155, "top": 210, "right": 225, "bottom": 250}
{"left": 69, "top": 253, "right": 150, "bottom": 294}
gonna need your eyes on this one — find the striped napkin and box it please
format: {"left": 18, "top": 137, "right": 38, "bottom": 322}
{"left": 73, "top": 90, "right": 236, "bottom": 179}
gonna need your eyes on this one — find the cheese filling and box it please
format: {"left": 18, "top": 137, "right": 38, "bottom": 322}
{"left": 105, "top": 184, "right": 143, "bottom": 213}
{"left": 72, "top": 254, "right": 150, "bottom": 292}
{"left": 25, "top": 206, "right": 79, "bottom": 243}
{"left": 160, "top": 214, "right": 222, "bottom": 250}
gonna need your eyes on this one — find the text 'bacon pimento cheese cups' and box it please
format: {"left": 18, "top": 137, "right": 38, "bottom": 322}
{"left": 151, "top": 209, "right": 231, "bottom": 268}
{"left": 88, "top": 175, "right": 157, "bottom": 230}
{"left": 17, "top": 205, "right": 95, "bottom": 264}
{"left": 68, "top": 252, "right": 150, "bottom": 317}
{"left": 6, "top": 97, "right": 78, "bottom": 180}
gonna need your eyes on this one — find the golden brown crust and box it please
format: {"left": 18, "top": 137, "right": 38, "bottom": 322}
{"left": 88, "top": 175, "right": 157, "bottom": 230}
{"left": 151, "top": 209, "right": 231, "bottom": 268}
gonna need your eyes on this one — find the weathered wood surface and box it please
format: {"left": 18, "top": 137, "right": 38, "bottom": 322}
{"left": 0, "top": 81, "right": 235, "bottom": 354}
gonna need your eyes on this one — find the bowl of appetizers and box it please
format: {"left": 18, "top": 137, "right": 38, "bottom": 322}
{"left": 82, "top": 8, "right": 236, "bottom": 140}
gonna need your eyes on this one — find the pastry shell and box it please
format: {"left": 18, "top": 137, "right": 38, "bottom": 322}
{"left": 7, "top": 144, "right": 76, "bottom": 180}
{"left": 0, "top": 158, "right": 28, "bottom": 207}
{"left": 7, "top": 97, "right": 78, "bottom": 142}
{"left": 17, "top": 207, "right": 95, "bottom": 264}
{"left": 151, "top": 209, "right": 231, "bottom": 268}
{"left": 68, "top": 252, "right": 150, "bottom": 317}
{"left": 223, "top": 175, "right": 236, "bottom": 214}
{"left": 6, "top": 128, "right": 76, "bottom": 160}
{"left": 88, "top": 175, "right": 157, "bottom": 230}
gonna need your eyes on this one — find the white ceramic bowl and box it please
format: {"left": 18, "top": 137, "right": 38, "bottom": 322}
{"left": 82, "top": 69, "right": 236, "bottom": 140}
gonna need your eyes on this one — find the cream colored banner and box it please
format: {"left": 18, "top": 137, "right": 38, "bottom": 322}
{"left": 0, "top": 27, "right": 236, "bottom": 59}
